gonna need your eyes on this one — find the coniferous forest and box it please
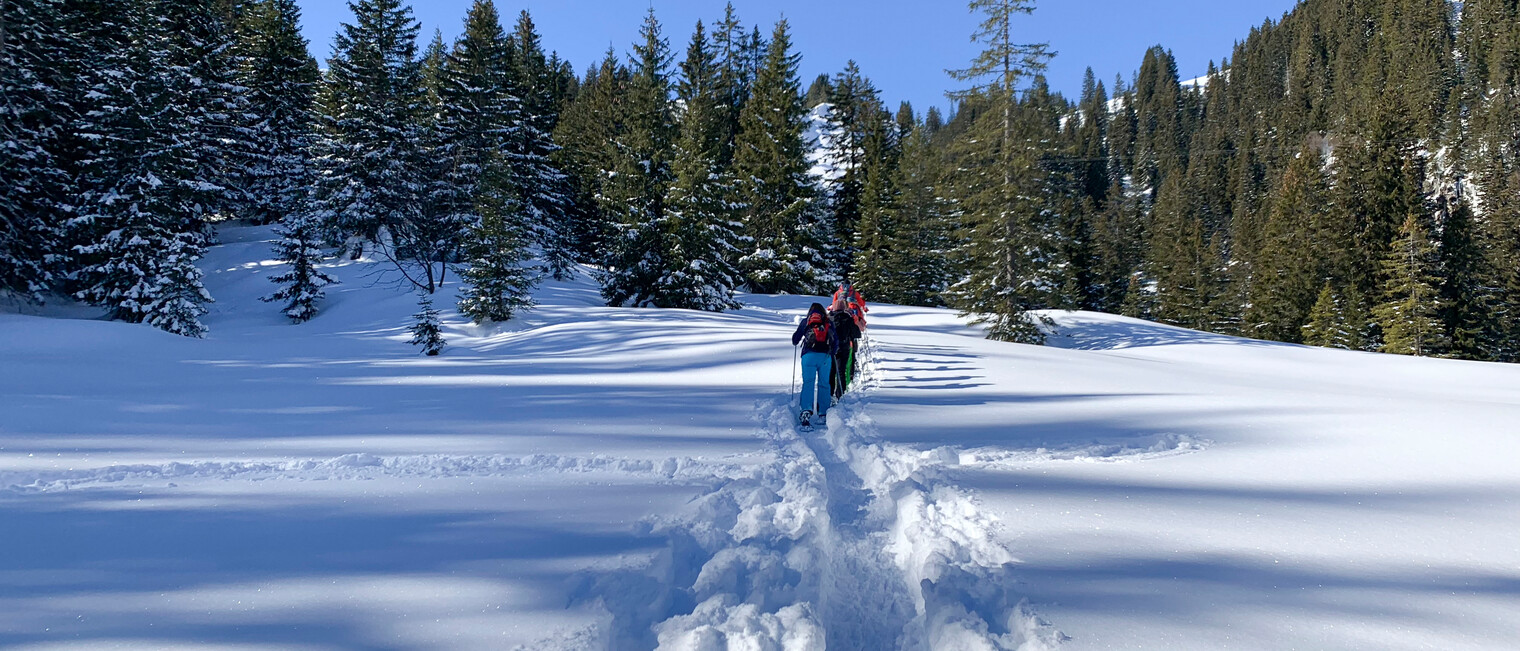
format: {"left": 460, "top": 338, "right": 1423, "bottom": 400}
{"left": 4, "top": 0, "right": 1520, "bottom": 362}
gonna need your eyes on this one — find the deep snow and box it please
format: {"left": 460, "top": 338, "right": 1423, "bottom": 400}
{"left": 2, "top": 225, "right": 1518, "bottom": 650}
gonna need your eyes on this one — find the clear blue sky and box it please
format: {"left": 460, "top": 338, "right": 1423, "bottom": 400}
{"left": 295, "top": 0, "right": 1299, "bottom": 115}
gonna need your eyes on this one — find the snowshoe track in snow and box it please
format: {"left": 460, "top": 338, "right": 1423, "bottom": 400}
{"left": 0, "top": 452, "right": 751, "bottom": 493}
{"left": 557, "top": 337, "right": 1065, "bottom": 650}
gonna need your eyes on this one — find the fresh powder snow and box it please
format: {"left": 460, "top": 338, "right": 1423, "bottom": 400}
{"left": 2, "top": 225, "right": 1518, "bottom": 650}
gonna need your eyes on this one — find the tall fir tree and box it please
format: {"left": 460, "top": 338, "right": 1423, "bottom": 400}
{"left": 159, "top": 0, "right": 253, "bottom": 228}
{"left": 1244, "top": 148, "right": 1334, "bottom": 342}
{"left": 314, "top": 0, "right": 429, "bottom": 251}
{"left": 237, "top": 0, "right": 320, "bottom": 226}
{"left": 944, "top": 0, "right": 1054, "bottom": 343}
{"left": 823, "top": 60, "right": 884, "bottom": 278}
{"left": 0, "top": 0, "right": 68, "bottom": 300}
{"left": 1374, "top": 214, "right": 1449, "bottom": 357}
{"left": 598, "top": 9, "right": 677, "bottom": 307}
{"left": 67, "top": 1, "right": 214, "bottom": 336}
{"left": 553, "top": 48, "right": 626, "bottom": 261}
{"left": 653, "top": 20, "right": 744, "bottom": 311}
{"left": 855, "top": 120, "right": 952, "bottom": 307}
{"left": 458, "top": 150, "right": 536, "bottom": 323}
{"left": 732, "top": 19, "right": 832, "bottom": 294}
{"left": 506, "top": 10, "right": 576, "bottom": 279}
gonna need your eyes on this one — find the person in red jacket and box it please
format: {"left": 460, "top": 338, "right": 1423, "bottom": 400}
{"left": 833, "top": 281, "right": 867, "bottom": 329}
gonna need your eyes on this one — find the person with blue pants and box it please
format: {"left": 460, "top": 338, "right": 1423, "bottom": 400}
{"left": 792, "top": 302, "right": 840, "bottom": 423}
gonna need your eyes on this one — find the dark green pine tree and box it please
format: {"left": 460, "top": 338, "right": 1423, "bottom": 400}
{"left": 711, "top": 2, "right": 750, "bottom": 168}
{"left": 599, "top": 9, "right": 677, "bottom": 307}
{"left": 507, "top": 10, "right": 576, "bottom": 280}
{"left": 1147, "top": 174, "right": 1227, "bottom": 332}
{"left": 732, "top": 19, "right": 832, "bottom": 294}
{"left": 823, "top": 60, "right": 884, "bottom": 278}
{"left": 1374, "top": 214, "right": 1449, "bottom": 357}
{"left": 1302, "top": 283, "right": 1367, "bottom": 350}
{"left": 1244, "top": 148, "right": 1333, "bottom": 343}
{"left": 1131, "top": 47, "right": 1190, "bottom": 201}
{"left": 855, "top": 120, "right": 952, "bottom": 307}
{"left": 0, "top": 0, "right": 69, "bottom": 300}
{"left": 237, "top": 0, "right": 320, "bottom": 226}
{"left": 1333, "top": 95, "right": 1424, "bottom": 303}
{"left": 314, "top": 0, "right": 428, "bottom": 251}
{"left": 68, "top": 1, "right": 213, "bottom": 336}
{"left": 1438, "top": 197, "right": 1500, "bottom": 360}
{"left": 943, "top": 0, "right": 1054, "bottom": 343}
{"left": 1463, "top": 0, "right": 1520, "bottom": 360}
{"left": 159, "top": 0, "right": 253, "bottom": 229}
{"left": 653, "top": 20, "right": 743, "bottom": 311}
{"left": 553, "top": 48, "right": 626, "bottom": 261}
{"left": 458, "top": 150, "right": 536, "bottom": 323}
{"left": 433, "top": 0, "right": 523, "bottom": 303}
{"left": 1029, "top": 76, "right": 1090, "bottom": 311}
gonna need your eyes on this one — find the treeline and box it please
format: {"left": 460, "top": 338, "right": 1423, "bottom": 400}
{"left": 6, "top": 0, "right": 1520, "bottom": 362}
{"left": 932, "top": 0, "right": 1520, "bottom": 360}
{"left": 0, "top": 0, "right": 579, "bottom": 335}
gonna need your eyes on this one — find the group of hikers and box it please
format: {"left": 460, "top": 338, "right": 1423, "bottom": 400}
{"left": 790, "top": 281, "right": 869, "bottom": 428}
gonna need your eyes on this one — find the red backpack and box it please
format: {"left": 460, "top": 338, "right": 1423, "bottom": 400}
{"left": 806, "top": 313, "right": 830, "bottom": 348}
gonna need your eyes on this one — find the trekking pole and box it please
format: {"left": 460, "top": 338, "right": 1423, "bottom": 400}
{"left": 791, "top": 343, "right": 799, "bottom": 399}
{"left": 845, "top": 342, "right": 856, "bottom": 391}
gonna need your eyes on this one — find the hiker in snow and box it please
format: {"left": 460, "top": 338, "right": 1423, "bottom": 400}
{"left": 792, "top": 302, "right": 840, "bottom": 427}
{"left": 829, "top": 297, "right": 862, "bottom": 399}
{"left": 833, "top": 281, "right": 868, "bottom": 325}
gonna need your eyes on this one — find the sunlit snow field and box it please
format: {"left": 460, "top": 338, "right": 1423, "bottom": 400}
{"left": 1, "top": 225, "right": 1517, "bottom": 650}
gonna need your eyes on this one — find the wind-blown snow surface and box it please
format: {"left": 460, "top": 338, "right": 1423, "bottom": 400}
{"left": 2, "top": 225, "right": 1518, "bottom": 649}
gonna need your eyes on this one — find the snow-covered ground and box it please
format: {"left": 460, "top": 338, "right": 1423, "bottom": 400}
{"left": 2, "top": 225, "right": 1517, "bottom": 650}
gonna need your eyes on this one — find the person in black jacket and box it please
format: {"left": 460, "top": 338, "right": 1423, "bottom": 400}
{"left": 828, "top": 297, "right": 862, "bottom": 398}
{"left": 791, "top": 302, "right": 839, "bottom": 423}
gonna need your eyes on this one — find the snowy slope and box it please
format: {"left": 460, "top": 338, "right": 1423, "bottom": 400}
{"left": 2, "top": 226, "right": 1518, "bottom": 650}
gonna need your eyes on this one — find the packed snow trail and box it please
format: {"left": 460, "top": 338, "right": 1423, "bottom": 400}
{"left": 558, "top": 337, "right": 1063, "bottom": 650}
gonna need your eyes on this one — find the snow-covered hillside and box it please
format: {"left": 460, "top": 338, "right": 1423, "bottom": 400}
{"left": 2, "top": 226, "right": 1518, "bottom": 650}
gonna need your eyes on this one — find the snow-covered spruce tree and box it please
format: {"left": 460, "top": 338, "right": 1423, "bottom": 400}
{"left": 438, "top": 0, "right": 537, "bottom": 323}
{"left": 421, "top": 0, "right": 515, "bottom": 298}
{"left": 409, "top": 293, "right": 445, "bottom": 355}
{"left": 598, "top": 9, "right": 676, "bottom": 308}
{"left": 0, "top": 0, "right": 69, "bottom": 300}
{"left": 68, "top": 1, "right": 213, "bottom": 337}
{"left": 458, "top": 153, "right": 536, "bottom": 324}
{"left": 506, "top": 10, "right": 576, "bottom": 280}
{"left": 237, "top": 0, "right": 320, "bottom": 226}
{"left": 733, "top": 19, "right": 832, "bottom": 295}
{"left": 653, "top": 20, "right": 743, "bottom": 311}
{"left": 314, "top": 0, "right": 428, "bottom": 251}
{"left": 943, "top": 0, "right": 1055, "bottom": 344}
{"left": 158, "top": 0, "right": 251, "bottom": 230}
{"left": 552, "top": 48, "right": 625, "bottom": 262}
{"left": 264, "top": 210, "right": 336, "bottom": 323}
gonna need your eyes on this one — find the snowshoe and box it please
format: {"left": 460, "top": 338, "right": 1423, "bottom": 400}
{"left": 798, "top": 410, "right": 814, "bottom": 432}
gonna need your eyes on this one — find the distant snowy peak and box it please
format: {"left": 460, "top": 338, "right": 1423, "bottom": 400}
{"left": 803, "top": 102, "right": 847, "bottom": 190}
